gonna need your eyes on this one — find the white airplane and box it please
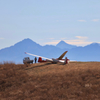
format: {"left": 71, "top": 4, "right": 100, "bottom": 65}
{"left": 25, "top": 51, "right": 69, "bottom": 64}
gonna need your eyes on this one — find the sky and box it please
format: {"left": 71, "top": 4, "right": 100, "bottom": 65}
{"left": 0, "top": 0, "right": 100, "bottom": 49}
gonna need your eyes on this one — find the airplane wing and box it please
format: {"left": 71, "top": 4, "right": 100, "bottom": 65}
{"left": 25, "top": 52, "right": 53, "bottom": 61}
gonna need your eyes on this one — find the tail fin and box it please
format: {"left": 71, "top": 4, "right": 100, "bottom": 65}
{"left": 64, "top": 57, "right": 69, "bottom": 64}
{"left": 58, "top": 51, "right": 68, "bottom": 60}
{"left": 38, "top": 57, "right": 42, "bottom": 62}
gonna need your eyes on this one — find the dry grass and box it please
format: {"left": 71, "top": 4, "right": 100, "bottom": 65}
{"left": 0, "top": 62, "right": 100, "bottom": 100}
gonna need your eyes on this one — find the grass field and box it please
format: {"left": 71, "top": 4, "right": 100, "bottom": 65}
{"left": 0, "top": 62, "right": 100, "bottom": 100}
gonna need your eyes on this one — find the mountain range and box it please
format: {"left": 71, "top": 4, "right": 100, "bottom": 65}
{"left": 0, "top": 38, "right": 100, "bottom": 63}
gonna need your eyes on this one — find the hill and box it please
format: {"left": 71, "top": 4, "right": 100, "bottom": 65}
{"left": 0, "top": 62, "right": 100, "bottom": 100}
{"left": 0, "top": 38, "right": 100, "bottom": 63}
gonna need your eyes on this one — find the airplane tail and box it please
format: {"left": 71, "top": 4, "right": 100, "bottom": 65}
{"left": 58, "top": 51, "right": 68, "bottom": 60}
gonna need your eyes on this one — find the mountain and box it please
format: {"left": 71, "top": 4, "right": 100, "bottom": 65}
{"left": 0, "top": 38, "right": 100, "bottom": 63}
{"left": 0, "top": 38, "right": 42, "bottom": 63}
{"left": 56, "top": 40, "right": 77, "bottom": 49}
{"left": 0, "top": 38, "right": 64, "bottom": 63}
{"left": 67, "top": 43, "right": 100, "bottom": 61}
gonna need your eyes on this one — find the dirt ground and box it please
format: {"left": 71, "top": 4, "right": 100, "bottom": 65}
{"left": 0, "top": 62, "right": 100, "bottom": 100}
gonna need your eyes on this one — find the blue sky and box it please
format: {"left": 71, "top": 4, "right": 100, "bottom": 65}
{"left": 0, "top": 0, "right": 100, "bottom": 49}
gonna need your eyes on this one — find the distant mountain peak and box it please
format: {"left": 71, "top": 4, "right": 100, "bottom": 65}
{"left": 58, "top": 40, "right": 67, "bottom": 44}
{"left": 20, "top": 38, "right": 34, "bottom": 43}
{"left": 91, "top": 43, "right": 100, "bottom": 45}
{"left": 56, "top": 40, "right": 77, "bottom": 49}
{"left": 85, "top": 42, "right": 100, "bottom": 47}
{"left": 14, "top": 38, "right": 41, "bottom": 48}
